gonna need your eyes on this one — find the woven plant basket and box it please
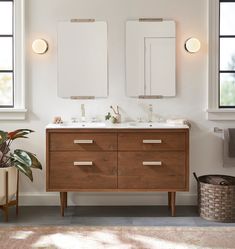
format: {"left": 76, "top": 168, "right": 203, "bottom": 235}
{"left": 193, "top": 173, "right": 235, "bottom": 222}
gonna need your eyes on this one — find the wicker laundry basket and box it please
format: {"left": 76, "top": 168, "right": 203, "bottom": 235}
{"left": 193, "top": 173, "right": 235, "bottom": 222}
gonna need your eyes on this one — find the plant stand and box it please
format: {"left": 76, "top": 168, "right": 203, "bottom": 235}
{"left": 0, "top": 170, "right": 19, "bottom": 222}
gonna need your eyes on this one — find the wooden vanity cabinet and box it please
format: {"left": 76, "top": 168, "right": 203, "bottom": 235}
{"left": 46, "top": 128, "right": 189, "bottom": 216}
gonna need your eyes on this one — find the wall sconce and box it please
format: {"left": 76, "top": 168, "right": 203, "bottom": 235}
{"left": 184, "top": 37, "right": 201, "bottom": 53}
{"left": 32, "top": 39, "right": 48, "bottom": 54}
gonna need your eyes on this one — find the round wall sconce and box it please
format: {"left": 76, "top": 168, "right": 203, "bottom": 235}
{"left": 32, "top": 39, "right": 48, "bottom": 54}
{"left": 184, "top": 37, "right": 201, "bottom": 53}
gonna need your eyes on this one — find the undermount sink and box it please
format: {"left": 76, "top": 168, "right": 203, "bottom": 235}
{"left": 127, "top": 122, "right": 177, "bottom": 128}
{"left": 60, "top": 122, "right": 106, "bottom": 128}
{"left": 66, "top": 121, "right": 187, "bottom": 129}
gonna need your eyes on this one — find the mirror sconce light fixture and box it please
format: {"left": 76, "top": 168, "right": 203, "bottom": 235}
{"left": 32, "top": 39, "right": 48, "bottom": 54}
{"left": 184, "top": 37, "right": 201, "bottom": 53}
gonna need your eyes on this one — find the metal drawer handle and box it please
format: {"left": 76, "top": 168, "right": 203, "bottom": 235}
{"left": 74, "top": 140, "right": 94, "bottom": 144}
{"left": 143, "top": 139, "right": 162, "bottom": 144}
{"left": 142, "top": 161, "right": 162, "bottom": 166}
{"left": 74, "top": 161, "right": 93, "bottom": 166}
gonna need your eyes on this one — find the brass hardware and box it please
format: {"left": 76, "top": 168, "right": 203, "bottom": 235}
{"left": 143, "top": 139, "right": 162, "bottom": 144}
{"left": 70, "top": 19, "right": 95, "bottom": 23}
{"left": 70, "top": 96, "right": 95, "bottom": 99}
{"left": 138, "top": 95, "right": 163, "bottom": 99}
{"left": 74, "top": 161, "right": 93, "bottom": 166}
{"left": 139, "top": 18, "right": 163, "bottom": 22}
{"left": 74, "top": 140, "right": 94, "bottom": 144}
{"left": 214, "top": 127, "right": 223, "bottom": 133}
{"left": 142, "top": 161, "right": 162, "bottom": 166}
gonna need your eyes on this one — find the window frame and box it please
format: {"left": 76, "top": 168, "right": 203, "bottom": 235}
{"left": 0, "top": 0, "right": 14, "bottom": 108}
{"left": 219, "top": 0, "right": 235, "bottom": 108}
{"left": 207, "top": 0, "right": 235, "bottom": 120}
{"left": 0, "top": 0, "right": 26, "bottom": 120}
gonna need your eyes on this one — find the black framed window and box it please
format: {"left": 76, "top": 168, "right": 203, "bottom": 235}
{"left": 219, "top": 0, "right": 235, "bottom": 107}
{"left": 0, "top": 0, "right": 14, "bottom": 107}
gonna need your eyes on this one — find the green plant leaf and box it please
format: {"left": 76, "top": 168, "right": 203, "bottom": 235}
{"left": 12, "top": 150, "right": 42, "bottom": 170}
{"left": 0, "top": 129, "right": 41, "bottom": 181}
{"left": 8, "top": 129, "right": 34, "bottom": 140}
{"left": 24, "top": 151, "right": 42, "bottom": 169}
{"left": 0, "top": 130, "right": 8, "bottom": 145}
{"left": 13, "top": 149, "right": 32, "bottom": 167}
{"left": 14, "top": 162, "right": 33, "bottom": 182}
{"left": 105, "top": 112, "right": 111, "bottom": 120}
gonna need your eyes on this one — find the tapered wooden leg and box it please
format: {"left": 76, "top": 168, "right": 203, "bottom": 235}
{"left": 60, "top": 192, "right": 65, "bottom": 216}
{"left": 60, "top": 192, "right": 67, "bottom": 216}
{"left": 64, "top": 192, "right": 68, "bottom": 208}
{"left": 16, "top": 170, "right": 19, "bottom": 216}
{"left": 5, "top": 172, "right": 9, "bottom": 222}
{"left": 168, "top": 192, "right": 171, "bottom": 208}
{"left": 171, "top": 192, "right": 176, "bottom": 217}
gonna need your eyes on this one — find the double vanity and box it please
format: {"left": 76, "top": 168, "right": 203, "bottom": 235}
{"left": 46, "top": 122, "right": 189, "bottom": 216}
{"left": 53, "top": 19, "right": 182, "bottom": 216}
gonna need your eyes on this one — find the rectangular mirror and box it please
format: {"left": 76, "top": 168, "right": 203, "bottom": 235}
{"left": 57, "top": 21, "right": 108, "bottom": 98}
{"left": 126, "top": 20, "right": 176, "bottom": 98}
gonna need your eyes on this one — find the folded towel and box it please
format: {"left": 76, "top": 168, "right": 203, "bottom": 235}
{"left": 228, "top": 128, "right": 235, "bottom": 157}
{"left": 166, "top": 119, "right": 191, "bottom": 129}
{"left": 223, "top": 129, "right": 235, "bottom": 167}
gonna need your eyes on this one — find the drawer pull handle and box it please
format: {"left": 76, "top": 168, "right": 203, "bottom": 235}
{"left": 142, "top": 161, "right": 162, "bottom": 166}
{"left": 74, "top": 140, "right": 94, "bottom": 144}
{"left": 74, "top": 161, "right": 93, "bottom": 166}
{"left": 143, "top": 139, "right": 162, "bottom": 144}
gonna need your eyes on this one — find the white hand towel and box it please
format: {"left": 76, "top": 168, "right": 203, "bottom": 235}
{"left": 166, "top": 119, "right": 191, "bottom": 128}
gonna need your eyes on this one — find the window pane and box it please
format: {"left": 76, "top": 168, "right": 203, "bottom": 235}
{"left": 0, "top": 72, "right": 13, "bottom": 106}
{"left": 0, "top": 37, "right": 13, "bottom": 70}
{"left": 0, "top": 1, "right": 12, "bottom": 35}
{"left": 220, "top": 73, "right": 235, "bottom": 106}
{"left": 220, "top": 2, "right": 235, "bottom": 35}
{"left": 220, "top": 38, "right": 235, "bottom": 71}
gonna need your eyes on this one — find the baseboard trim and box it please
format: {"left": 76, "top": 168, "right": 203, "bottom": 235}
{"left": 19, "top": 192, "right": 197, "bottom": 206}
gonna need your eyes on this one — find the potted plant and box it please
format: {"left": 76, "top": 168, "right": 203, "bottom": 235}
{"left": 105, "top": 105, "right": 121, "bottom": 124}
{"left": 0, "top": 129, "right": 42, "bottom": 207}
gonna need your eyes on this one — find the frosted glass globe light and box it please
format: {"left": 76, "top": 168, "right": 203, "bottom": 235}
{"left": 32, "top": 39, "right": 48, "bottom": 54}
{"left": 185, "top": 38, "right": 201, "bottom": 53}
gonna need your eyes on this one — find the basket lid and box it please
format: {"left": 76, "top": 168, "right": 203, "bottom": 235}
{"left": 198, "top": 175, "right": 235, "bottom": 186}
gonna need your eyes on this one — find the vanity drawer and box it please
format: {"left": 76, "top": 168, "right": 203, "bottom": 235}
{"left": 49, "top": 151, "right": 117, "bottom": 189}
{"left": 118, "top": 132, "right": 186, "bottom": 151}
{"left": 118, "top": 151, "right": 186, "bottom": 189}
{"left": 50, "top": 133, "right": 117, "bottom": 151}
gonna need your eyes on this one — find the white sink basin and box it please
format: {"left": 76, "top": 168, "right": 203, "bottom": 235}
{"left": 59, "top": 122, "right": 106, "bottom": 128}
{"left": 127, "top": 122, "right": 176, "bottom": 128}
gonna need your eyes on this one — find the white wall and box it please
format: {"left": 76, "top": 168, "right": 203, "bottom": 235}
{"left": 1, "top": 0, "right": 235, "bottom": 206}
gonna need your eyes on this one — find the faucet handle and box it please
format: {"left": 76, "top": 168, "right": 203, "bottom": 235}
{"left": 71, "top": 117, "right": 78, "bottom": 123}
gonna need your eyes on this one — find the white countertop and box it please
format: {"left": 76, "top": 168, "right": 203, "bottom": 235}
{"left": 46, "top": 122, "right": 189, "bottom": 129}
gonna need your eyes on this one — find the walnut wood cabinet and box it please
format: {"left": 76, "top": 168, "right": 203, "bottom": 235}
{"left": 46, "top": 128, "right": 189, "bottom": 216}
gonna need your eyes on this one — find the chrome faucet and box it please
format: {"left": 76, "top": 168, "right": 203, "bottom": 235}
{"left": 81, "top": 104, "right": 85, "bottom": 122}
{"left": 148, "top": 104, "right": 153, "bottom": 123}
